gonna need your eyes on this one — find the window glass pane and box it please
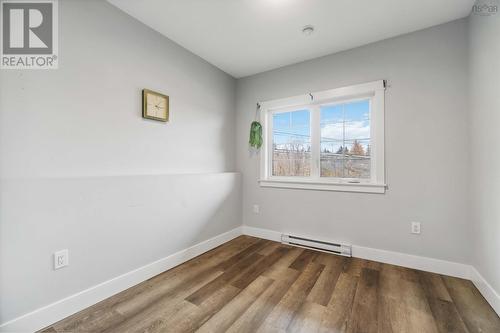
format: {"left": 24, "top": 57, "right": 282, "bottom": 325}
{"left": 272, "top": 110, "right": 311, "bottom": 176}
{"left": 320, "top": 100, "right": 371, "bottom": 179}
{"left": 320, "top": 104, "right": 344, "bottom": 177}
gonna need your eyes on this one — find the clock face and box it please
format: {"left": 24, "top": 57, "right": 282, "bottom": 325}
{"left": 143, "top": 90, "right": 169, "bottom": 122}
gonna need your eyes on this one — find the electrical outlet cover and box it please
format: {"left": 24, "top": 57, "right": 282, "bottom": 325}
{"left": 54, "top": 249, "right": 69, "bottom": 270}
{"left": 411, "top": 222, "right": 421, "bottom": 234}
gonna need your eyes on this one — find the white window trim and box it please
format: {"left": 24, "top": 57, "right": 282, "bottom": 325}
{"left": 258, "top": 80, "right": 386, "bottom": 194}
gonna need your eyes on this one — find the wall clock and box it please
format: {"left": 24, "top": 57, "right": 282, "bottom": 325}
{"left": 142, "top": 89, "right": 169, "bottom": 122}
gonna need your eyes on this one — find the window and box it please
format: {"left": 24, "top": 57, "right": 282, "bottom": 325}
{"left": 320, "top": 99, "right": 371, "bottom": 179}
{"left": 272, "top": 110, "right": 311, "bottom": 177}
{"left": 259, "top": 80, "right": 386, "bottom": 193}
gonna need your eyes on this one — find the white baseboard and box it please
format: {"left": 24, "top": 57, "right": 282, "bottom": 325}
{"left": 0, "top": 226, "right": 243, "bottom": 333}
{"left": 351, "top": 244, "right": 471, "bottom": 279}
{"left": 242, "top": 225, "right": 282, "bottom": 242}
{"left": 470, "top": 267, "right": 500, "bottom": 316}
{"left": 242, "top": 225, "right": 500, "bottom": 316}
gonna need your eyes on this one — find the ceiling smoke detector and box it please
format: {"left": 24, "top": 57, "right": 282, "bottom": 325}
{"left": 302, "top": 25, "right": 315, "bottom": 36}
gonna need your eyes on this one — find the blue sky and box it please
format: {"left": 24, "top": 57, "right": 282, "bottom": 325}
{"left": 272, "top": 99, "right": 370, "bottom": 152}
{"left": 273, "top": 109, "right": 310, "bottom": 147}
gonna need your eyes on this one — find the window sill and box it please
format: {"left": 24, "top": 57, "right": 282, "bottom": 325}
{"left": 258, "top": 179, "right": 386, "bottom": 194}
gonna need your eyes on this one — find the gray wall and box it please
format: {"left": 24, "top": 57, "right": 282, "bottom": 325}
{"left": 236, "top": 19, "right": 471, "bottom": 264}
{"left": 0, "top": 0, "right": 240, "bottom": 322}
{"left": 469, "top": 13, "right": 500, "bottom": 294}
{"left": 0, "top": 0, "right": 236, "bottom": 179}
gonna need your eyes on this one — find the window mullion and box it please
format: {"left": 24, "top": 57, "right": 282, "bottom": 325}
{"left": 310, "top": 105, "right": 321, "bottom": 179}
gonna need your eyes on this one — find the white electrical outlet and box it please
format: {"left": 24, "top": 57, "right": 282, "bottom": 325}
{"left": 411, "top": 222, "right": 421, "bottom": 234}
{"left": 253, "top": 204, "right": 260, "bottom": 214}
{"left": 54, "top": 249, "right": 69, "bottom": 270}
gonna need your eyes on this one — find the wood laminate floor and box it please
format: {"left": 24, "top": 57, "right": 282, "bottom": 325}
{"left": 41, "top": 236, "right": 500, "bottom": 333}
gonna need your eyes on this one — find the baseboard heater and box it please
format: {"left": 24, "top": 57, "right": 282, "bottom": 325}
{"left": 281, "top": 234, "right": 352, "bottom": 257}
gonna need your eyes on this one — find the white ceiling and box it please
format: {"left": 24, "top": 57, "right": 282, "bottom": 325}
{"left": 108, "top": 0, "right": 474, "bottom": 78}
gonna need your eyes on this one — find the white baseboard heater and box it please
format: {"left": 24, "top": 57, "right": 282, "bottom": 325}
{"left": 281, "top": 234, "right": 352, "bottom": 257}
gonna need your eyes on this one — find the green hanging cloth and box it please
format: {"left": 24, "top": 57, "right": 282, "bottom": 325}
{"left": 249, "top": 121, "right": 263, "bottom": 149}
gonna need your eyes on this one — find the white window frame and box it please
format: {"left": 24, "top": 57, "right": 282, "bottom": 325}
{"left": 259, "top": 80, "right": 386, "bottom": 194}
